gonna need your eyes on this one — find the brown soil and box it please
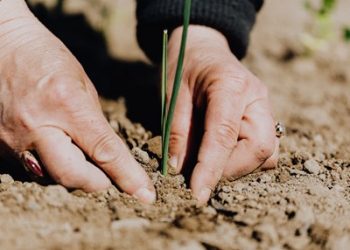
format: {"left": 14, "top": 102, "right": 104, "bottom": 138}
{"left": 1, "top": 0, "right": 350, "bottom": 249}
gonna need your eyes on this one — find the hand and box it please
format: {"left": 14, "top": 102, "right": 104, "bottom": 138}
{"left": 0, "top": 1, "right": 155, "bottom": 203}
{"left": 167, "top": 25, "right": 279, "bottom": 204}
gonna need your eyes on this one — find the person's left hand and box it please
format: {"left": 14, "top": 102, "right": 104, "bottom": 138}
{"left": 167, "top": 25, "right": 279, "bottom": 204}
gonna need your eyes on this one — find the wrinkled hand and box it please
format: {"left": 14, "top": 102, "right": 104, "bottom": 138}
{"left": 167, "top": 26, "right": 279, "bottom": 204}
{"left": 0, "top": 2, "right": 155, "bottom": 203}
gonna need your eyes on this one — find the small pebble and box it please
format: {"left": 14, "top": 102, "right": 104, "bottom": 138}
{"left": 289, "top": 168, "right": 307, "bottom": 176}
{"left": 314, "top": 151, "right": 326, "bottom": 162}
{"left": 259, "top": 173, "right": 272, "bottom": 183}
{"left": 319, "top": 173, "right": 326, "bottom": 181}
{"left": 25, "top": 199, "right": 41, "bottom": 211}
{"left": 201, "top": 206, "right": 217, "bottom": 217}
{"left": 293, "top": 151, "right": 311, "bottom": 164}
{"left": 134, "top": 124, "right": 146, "bottom": 135}
{"left": 313, "top": 134, "right": 324, "bottom": 145}
{"left": 235, "top": 194, "right": 245, "bottom": 201}
{"left": 232, "top": 183, "right": 245, "bottom": 193}
{"left": 13, "top": 193, "right": 25, "bottom": 204}
{"left": 296, "top": 205, "right": 315, "bottom": 230}
{"left": 303, "top": 159, "right": 321, "bottom": 175}
{"left": 0, "top": 174, "right": 14, "bottom": 184}
{"left": 111, "top": 218, "right": 150, "bottom": 231}
{"left": 127, "top": 138, "right": 137, "bottom": 149}
{"left": 148, "top": 158, "right": 159, "bottom": 171}
{"left": 131, "top": 147, "right": 150, "bottom": 164}
{"left": 330, "top": 171, "right": 340, "bottom": 181}
{"left": 109, "top": 120, "right": 119, "bottom": 132}
{"left": 143, "top": 136, "right": 162, "bottom": 158}
{"left": 327, "top": 235, "right": 350, "bottom": 250}
{"left": 221, "top": 186, "right": 231, "bottom": 193}
{"left": 255, "top": 223, "right": 278, "bottom": 244}
{"left": 332, "top": 185, "right": 345, "bottom": 192}
{"left": 43, "top": 185, "right": 70, "bottom": 207}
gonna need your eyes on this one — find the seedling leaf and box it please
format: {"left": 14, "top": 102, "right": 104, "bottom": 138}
{"left": 161, "top": 30, "right": 168, "bottom": 142}
{"left": 344, "top": 27, "right": 350, "bottom": 42}
{"left": 161, "top": 0, "right": 191, "bottom": 176}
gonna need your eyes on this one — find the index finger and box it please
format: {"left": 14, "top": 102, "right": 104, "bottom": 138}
{"left": 190, "top": 86, "right": 245, "bottom": 204}
{"left": 69, "top": 110, "right": 156, "bottom": 204}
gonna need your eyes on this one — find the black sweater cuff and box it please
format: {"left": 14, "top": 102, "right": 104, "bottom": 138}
{"left": 136, "top": 0, "right": 263, "bottom": 63}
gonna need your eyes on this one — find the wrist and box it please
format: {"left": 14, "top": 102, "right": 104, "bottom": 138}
{"left": 0, "top": 1, "right": 40, "bottom": 56}
{"left": 170, "top": 25, "right": 230, "bottom": 53}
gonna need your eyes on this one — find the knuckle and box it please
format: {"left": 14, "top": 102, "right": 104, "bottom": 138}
{"left": 188, "top": 49, "right": 211, "bottom": 68}
{"left": 54, "top": 87, "right": 73, "bottom": 106}
{"left": 225, "top": 70, "right": 249, "bottom": 89}
{"left": 207, "top": 72, "right": 249, "bottom": 98}
{"left": 92, "top": 133, "right": 123, "bottom": 167}
{"left": 213, "top": 123, "right": 238, "bottom": 150}
{"left": 47, "top": 76, "right": 84, "bottom": 108}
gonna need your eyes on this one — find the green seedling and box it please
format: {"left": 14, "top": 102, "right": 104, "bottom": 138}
{"left": 302, "top": 0, "right": 337, "bottom": 52}
{"left": 161, "top": 0, "right": 192, "bottom": 176}
{"left": 161, "top": 30, "right": 168, "bottom": 145}
{"left": 344, "top": 27, "right": 350, "bottom": 42}
{"left": 304, "top": 0, "right": 336, "bottom": 15}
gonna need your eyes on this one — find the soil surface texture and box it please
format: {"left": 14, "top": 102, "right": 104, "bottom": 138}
{"left": 0, "top": 0, "right": 349, "bottom": 249}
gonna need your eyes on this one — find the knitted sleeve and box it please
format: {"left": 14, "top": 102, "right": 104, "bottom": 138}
{"left": 136, "top": 0, "right": 263, "bottom": 63}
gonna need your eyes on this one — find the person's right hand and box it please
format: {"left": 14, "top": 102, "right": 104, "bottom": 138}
{"left": 0, "top": 0, "right": 155, "bottom": 203}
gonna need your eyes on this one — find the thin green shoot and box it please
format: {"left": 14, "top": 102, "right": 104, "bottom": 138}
{"left": 161, "top": 30, "right": 168, "bottom": 144}
{"left": 344, "top": 27, "right": 350, "bottom": 42}
{"left": 318, "top": 0, "right": 336, "bottom": 16}
{"left": 302, "top": 0, "right": 337, "bottom": 52}
{"left": 304, "top": 0, "right": 336, "bottom": 17}
{"left": 161, "top": 0, "right": 191, "bottom": 176}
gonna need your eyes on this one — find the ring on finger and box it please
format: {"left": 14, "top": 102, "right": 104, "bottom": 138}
{"left": 275, "top": 122, "right": 286, "bottom": 138}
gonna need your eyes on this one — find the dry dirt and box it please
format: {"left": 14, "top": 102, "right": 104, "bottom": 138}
{"left": 1, "top": 0, "right": 350, "bottom": 249}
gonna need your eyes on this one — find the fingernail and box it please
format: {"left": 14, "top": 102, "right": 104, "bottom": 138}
{"left": 168, "top": 156, "right": 178, "bottom": 170}
{"left": 22, "top": 152, "right": 44, "bottom": 177}
{"left": 196, "top": 187, "right": 212, "bottom": 205}
{"left": 26, "top": 158, "right": 44, "bottom": 177}
{"left": 134, "top": 187, "right": 156, "bottom": 204}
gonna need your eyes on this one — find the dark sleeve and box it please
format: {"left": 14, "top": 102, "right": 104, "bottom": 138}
{"left": 136, "top": 0, "right": 264, "bottom": 63}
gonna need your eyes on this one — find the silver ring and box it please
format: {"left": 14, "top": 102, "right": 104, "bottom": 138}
{"left": 19, "top": 151, "right": 44, "bottom": 177}
{"left": 275, "top": 122, "right": 286, "bottom": 138}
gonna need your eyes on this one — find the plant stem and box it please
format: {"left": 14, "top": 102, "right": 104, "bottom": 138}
{"left": 161, "top": 30, "right": 168, "bottom": 144}
{"left": 344, "top": 27, "right": 350, "bottom": 42}
{"left": 161, "top": 0, "right": 191, "bottom": 176}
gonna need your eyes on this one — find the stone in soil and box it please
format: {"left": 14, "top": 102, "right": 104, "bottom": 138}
{"left": 303, "top": 159, "right": 321, "bottom": 175}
